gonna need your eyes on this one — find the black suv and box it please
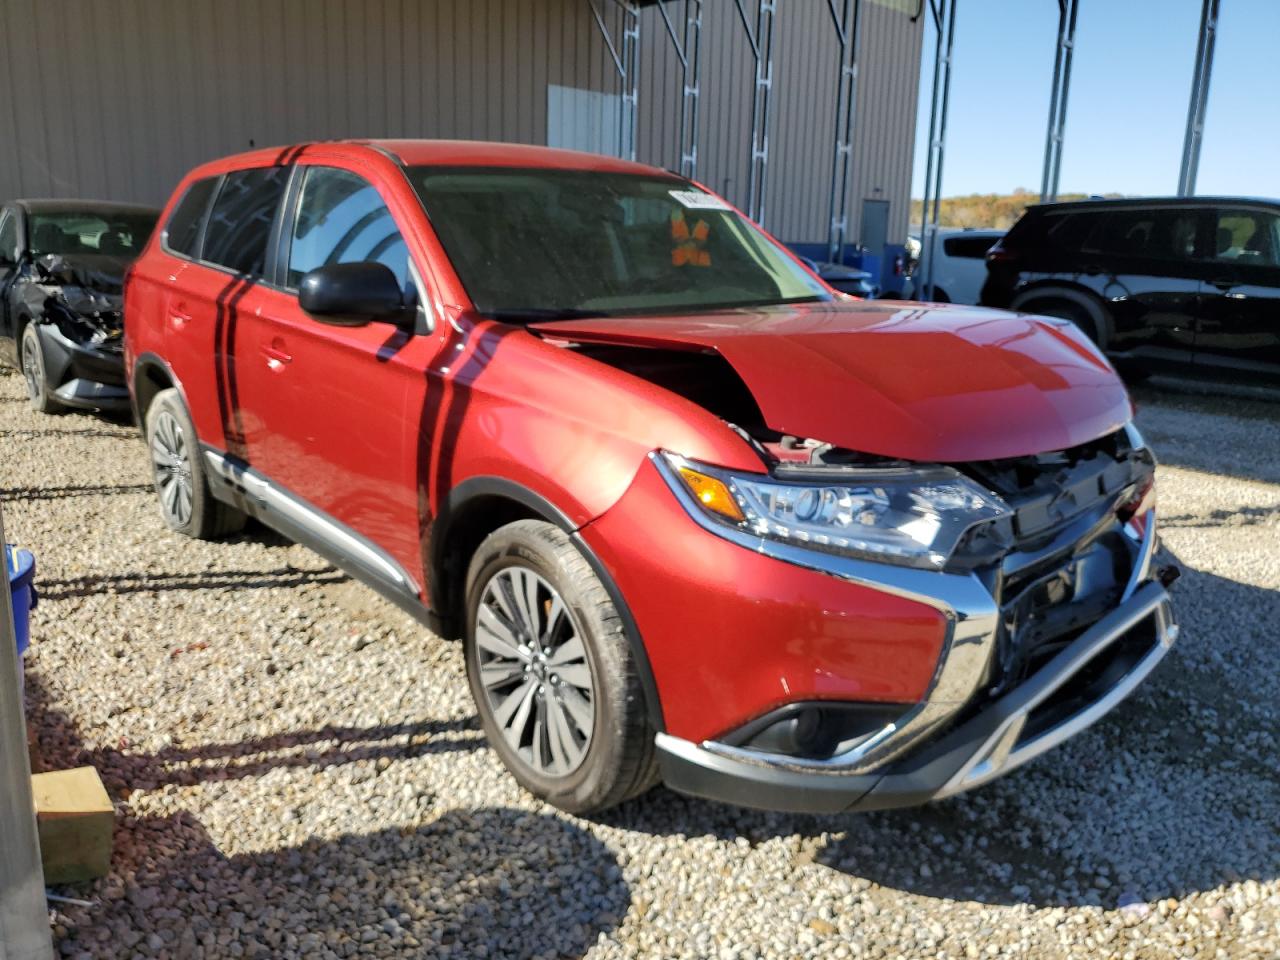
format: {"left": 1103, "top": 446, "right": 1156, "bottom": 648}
{"left": 981, "top": 197, "right": 1280, "bottom": 384}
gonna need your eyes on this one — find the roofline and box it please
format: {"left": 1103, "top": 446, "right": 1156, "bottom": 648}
{"left": 13, "top": 198, "right": 161, "bottom": 215}
{"left": 1030, "top": 195, "right": 1280, "bottom": 212}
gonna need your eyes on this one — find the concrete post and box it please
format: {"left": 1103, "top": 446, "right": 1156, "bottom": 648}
{"left": 0, "top": 502, "right": 53, "bottom": 960}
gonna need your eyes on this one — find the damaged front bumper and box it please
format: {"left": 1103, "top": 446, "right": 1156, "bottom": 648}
{"left": 655, "top": 508, "right": 1179, "bottom": 814}
{"left": 33, "top": 321, "right": 129, "bottom": 413}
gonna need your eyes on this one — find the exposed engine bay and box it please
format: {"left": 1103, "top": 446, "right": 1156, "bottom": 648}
{"left": 20, "top": 254, "right": 125, "bottom": 352}
{"left": 567, "top": 335, "right": 1156, "bottom": 700}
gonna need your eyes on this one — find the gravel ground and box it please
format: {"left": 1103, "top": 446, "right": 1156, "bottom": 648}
{"left": 2, "top": 368, "right": 1277, "bottom": 959}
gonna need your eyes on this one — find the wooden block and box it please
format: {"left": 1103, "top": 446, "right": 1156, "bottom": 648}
{"left": 31, "top": 766, "right": 114, "bottom": 884}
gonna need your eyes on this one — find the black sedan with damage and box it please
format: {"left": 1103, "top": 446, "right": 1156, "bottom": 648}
{"left": 0, "top": 199, "right": 159, "bottom": 414}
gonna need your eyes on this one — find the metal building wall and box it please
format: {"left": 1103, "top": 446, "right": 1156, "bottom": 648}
{"left": 636, "top": 0, "right": 924, "bottom": 245}
{"left": 0, "top": 0, "right": 921, "bottom": 245}
{"left": 0, "top": 0, "right": 616, "bottom": 207}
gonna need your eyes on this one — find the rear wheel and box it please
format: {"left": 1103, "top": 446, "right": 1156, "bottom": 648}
{"left": 145, "top": 388, "right": 246, "bottom": 539}
{"left": 20, "top": 323, "right": 62, "bottom": 415}
{"left": 464, "top": 519, "right": 657, "bottom": 814}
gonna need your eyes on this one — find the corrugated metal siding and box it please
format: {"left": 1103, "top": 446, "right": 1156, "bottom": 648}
{"left": 0, "top": 0, "right": 920, "bottom": 244}
{"left": 635, "top": 1, "right": 923, "bottom": 244}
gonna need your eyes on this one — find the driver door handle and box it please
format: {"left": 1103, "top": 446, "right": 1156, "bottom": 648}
{"left": 261, "top": 339, "right": 292, "bottom": 368}
{"left": 168, "top": 301, "right": 193, "bottom": 327}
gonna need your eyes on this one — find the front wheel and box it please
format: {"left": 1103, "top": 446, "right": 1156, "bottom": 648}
{"left": 20, "top": 323, "right": 62, "bottom": 415}
{"left": 464, "top": 520, "right": 657, "bottom": 814}
{"left": 145, "top": 389, "right": 246, "bottom": 539}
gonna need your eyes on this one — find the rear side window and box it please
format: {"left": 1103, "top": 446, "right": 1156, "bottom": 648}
{"left": 942, "top": 235, "right": 998, "bottom": 259}
{"left": 202, "top": 167, "right": 290, "bottom": 276}
{"left": 164, "top": 177, "right": 218, "bottom": 258}
{"left": 1081, "top": 208, "right": 1199, "bottom": 262}
{"left": 287, "top": 166, "right": 409, "bottom": 290}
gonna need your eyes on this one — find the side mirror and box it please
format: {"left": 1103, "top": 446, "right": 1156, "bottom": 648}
{"left": 298, "top": 262, "right": 405, "bottom": 327}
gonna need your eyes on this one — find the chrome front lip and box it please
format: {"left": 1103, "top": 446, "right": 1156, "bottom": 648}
{"left": 935, "top": 583, "right": 1177, "bottom": 798}
{"left": 651, "top": 440, "right": 1163, "bottom": 779}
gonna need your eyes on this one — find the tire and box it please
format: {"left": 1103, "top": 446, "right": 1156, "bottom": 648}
{"left": 20, "top": 323, "right": 63, "bottom": 415}
{"left": 464, "top": 519, "right": 657, "bottom": 814}
{"left": 1024, "top": 298, "right": 1102, "bottom": 347}
{"left": 144, "top": 388, "right": 246, "bottom": 539}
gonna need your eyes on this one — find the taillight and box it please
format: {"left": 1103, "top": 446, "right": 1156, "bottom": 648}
{"left": 985, "top": 246, "right": 1018, "bottom": 265}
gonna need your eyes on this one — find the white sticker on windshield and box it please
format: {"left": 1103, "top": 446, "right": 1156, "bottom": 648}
{"left": 669, "top": 189, "right": 731, "bottom": 211}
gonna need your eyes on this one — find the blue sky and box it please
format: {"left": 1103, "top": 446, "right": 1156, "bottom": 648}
{"left": 912, "top": 0, "right": 1280, "bottom": 198}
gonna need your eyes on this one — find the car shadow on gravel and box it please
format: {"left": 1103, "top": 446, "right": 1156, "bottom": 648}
{"left": 24, "top": 671, "right": 485, "bottom": 794}
{"left": 53, "top": 806, "right": 629, "bottom": 959}
{"left": 0, "top": 481, "right": 154, "bottom": 501}
{"left": 604, "top": 552, "right": 1280, "bottom": 911}
{"left": 34, "top": 566, "right": 350, "bottom": 601}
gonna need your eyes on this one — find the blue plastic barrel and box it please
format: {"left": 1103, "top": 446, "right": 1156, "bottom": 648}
{"left": 6, "top": 545, "right": 35, "bottom": 660}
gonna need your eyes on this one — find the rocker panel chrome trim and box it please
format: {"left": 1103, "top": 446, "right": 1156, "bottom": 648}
{"left": 203, "top": 449, "right": 419, "bottom": 597}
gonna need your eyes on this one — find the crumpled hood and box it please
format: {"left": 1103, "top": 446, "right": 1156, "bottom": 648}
{"left": 34, "top": 253, "right": 130, "bottom": 295}
{"left": 531, "top": 300, "right": 1133, "bottom": 462}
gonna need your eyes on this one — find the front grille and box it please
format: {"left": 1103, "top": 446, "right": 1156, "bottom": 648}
{"left": 954, "top": 427, "right": 1153, "bottom": 697}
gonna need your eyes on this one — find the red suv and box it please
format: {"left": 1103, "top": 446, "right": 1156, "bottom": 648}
{"left": 125, "top": 141, "right": 1178, "bottom": 814}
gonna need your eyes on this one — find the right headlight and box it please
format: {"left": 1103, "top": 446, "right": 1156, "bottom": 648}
{"left": 658, "top": 451, "right": 1011, "bottom": 571}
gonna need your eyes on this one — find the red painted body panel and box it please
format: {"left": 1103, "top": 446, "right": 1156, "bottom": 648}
{"left": 579, "top": 458, "right": 948, "bottom": 742}
{"left": 126, "top": 139, "right": 1141, "bottom": 760}
{"left": 531, "top": 302, "right": 1133, "bottom": 462}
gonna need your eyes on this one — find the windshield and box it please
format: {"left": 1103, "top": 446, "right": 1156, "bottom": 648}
{"left": 28, "top": 211, "right": 157, "bottom": 258}
{"left": 408, "top": 167, "right": 829, "bottom": 319}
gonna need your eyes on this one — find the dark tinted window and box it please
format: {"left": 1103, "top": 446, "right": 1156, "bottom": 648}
{"left": 202, "top": 167, "right": 290, "bottom": 275}
{"left": 408, "top": 166, "right": 827, "bottom": 317}
{"left": 0, "top": 212, "right": 17, "bottom": 262}
{"left": 1081, "top": 208, "right": 1199, "bottom": 262}
{"left": 28, "top": 211, "right": 157, "bottom": 258}
{"left": 165, "top": 178, "right": 218, "bottom": 258}
{"left": 942, "top": 234, "right": 999, "bottom": 259}
{"left": 1210, "top": 209, "right": 1280, "bottom": 267}
{"left": 287, "top": 167, "right": 409, "bottom": 290}
{"left": 1042, "top": 212, "right": 1097, "bottom": 250}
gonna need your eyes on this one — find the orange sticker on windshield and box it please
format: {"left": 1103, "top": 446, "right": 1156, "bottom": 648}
{"left": 671, "top": 210, "right": 712, "bottom": 267}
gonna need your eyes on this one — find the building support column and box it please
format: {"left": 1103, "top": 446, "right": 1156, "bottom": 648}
{"left": 1040, "top": 0, "right": 1080, "bottom": 203}
{"left": 825, "top": 0, "right": 862, "bottom": 264}
{"left": 1178, "top": 0, "right": 1219, "bottom": 197}
{"left": 589, "top": 0, "right": 642, "bottom": 161}
{"left": 656, "top": 0, "right": 703, "bottom": 179}
{"left": 0, "top": 502, "right": 53, "bottom": 960}
{"left": 732, "top": 0, "right": 778, "bottom": 226}
{"left": 918, "top": 0, "right": 956, "bottom": 302}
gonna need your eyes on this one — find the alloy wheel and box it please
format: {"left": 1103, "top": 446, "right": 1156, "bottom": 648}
{"left": 474, "top": 566, "right": 596, "bottom": 777}
{"left": 21, "top": 334, "right": 42, "bottom": 403}
{"left": 150, "top": 410, "right": 194, "bottom": 528}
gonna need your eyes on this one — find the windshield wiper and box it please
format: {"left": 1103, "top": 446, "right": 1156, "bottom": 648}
{"left": 485, "top": 308, "right": 612, "bottom": 323}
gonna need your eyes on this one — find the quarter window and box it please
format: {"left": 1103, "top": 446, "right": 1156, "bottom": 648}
{"left": 165, "top": 177, "right": 219, "bottom": 259}
{"left": 287, "top": 167, "right": 409, "bottom": 291}
{"left": 942, "top": 235, "right": 999, "bottom": 259}
{"left": 202, "top": 167, "right": 290, "bottom": 276}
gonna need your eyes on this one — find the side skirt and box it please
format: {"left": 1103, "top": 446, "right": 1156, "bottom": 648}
{"left": 201, "top": 447, "right": 436, "bottom": 630}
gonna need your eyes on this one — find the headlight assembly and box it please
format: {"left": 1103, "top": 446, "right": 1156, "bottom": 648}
{"left": 658, "top": 451, "right": 1011, "bottom": 571}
